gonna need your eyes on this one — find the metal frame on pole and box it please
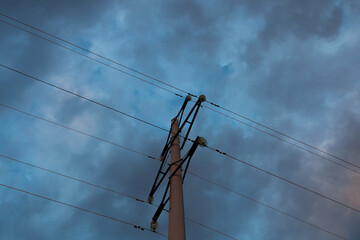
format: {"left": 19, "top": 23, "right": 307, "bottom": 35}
{"left": 147, "top": 95, "right": 207, "bottom": 238}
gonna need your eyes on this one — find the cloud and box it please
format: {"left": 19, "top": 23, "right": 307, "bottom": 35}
{"left": 0, "top": 0, "right": 359, "bottom": 239}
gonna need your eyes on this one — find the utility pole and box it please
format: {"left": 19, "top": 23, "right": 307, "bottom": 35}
{"left": 169, "top": 118, "right": 185, "bottom": 240}
{"left": 148, "top": 95, "right": 207, "bottom": 238}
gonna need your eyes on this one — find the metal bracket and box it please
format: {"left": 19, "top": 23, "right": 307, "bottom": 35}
{"left": 149, "top": 137, "right": 206, "bottom": 223}
{"left": 148, "top": 96, "right": 206, "bottom": 203}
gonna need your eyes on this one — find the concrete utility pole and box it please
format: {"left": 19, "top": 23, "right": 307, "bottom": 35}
{"left": 169, "top": 117, "right": 186, "bottom": 240}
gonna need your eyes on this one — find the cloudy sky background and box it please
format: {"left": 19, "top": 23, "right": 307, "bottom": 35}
{"left": 0, "top": 0, "right": 360, "bottom": 239}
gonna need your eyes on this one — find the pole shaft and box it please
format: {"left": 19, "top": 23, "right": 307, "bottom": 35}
{"left": 169, "top": 118, "right": 186, "bottom": 240}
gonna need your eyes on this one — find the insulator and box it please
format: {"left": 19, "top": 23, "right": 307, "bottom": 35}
{"left": 199, "top": 94, "right": 206, "bottom": 102}
{"left": 147, "top": 195, "right": 154, "bottom": 204}
{"left": 151, "top": 220, "right": 158, "bottom": 232}
{"left": 197, "top": 137, "right": 207, "bottom": 147}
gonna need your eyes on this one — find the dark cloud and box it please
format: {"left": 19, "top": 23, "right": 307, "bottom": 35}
{"left": 243, "top": 0, "right": 345, "bottom": 68}
{"left": 0, "top": 0, "right": 359, "bottom": 239}
{"left": 0, "top": 0, "right": 116, "bottom": 107}
{"left": 0, "top": 0, "right": 112, "bottom": 28}
{"left": 259, "top": 0, "right": 344, "bottom": 46}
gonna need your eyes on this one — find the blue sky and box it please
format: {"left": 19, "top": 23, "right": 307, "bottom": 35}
{"left": 0, "top": 0, "right": 360, "bottom": 239}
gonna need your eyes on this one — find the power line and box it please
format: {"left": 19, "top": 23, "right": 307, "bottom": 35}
{"left": 0, "top": 12, "right": 190, "bottom": 98}
{"left": 1, "top": 61, "right": 360, "bottom": 212}
{"left": 1, "top": 62, "right": 358, "bottom": 177}
{"left": 185, "top": 217, "right": 239, "bottom": 240}
{"left": 1, "top": 57, "right": 359, "bottom": 211}
{"left": 0, "top": 154, "right": 144, "bottom": 203}
{"left": 0, "top": 12, "right": 355, "bottom": 171}
{"left": 189, "top": 171, "right": 346, "bottom": 240}
{"left": 1, "top": 62, "right": 359, "bottom": 210}
{"left": 0, "top": 18, "right": 183, "bottom": 99}
{"left": 0, "top": 103, "right": 347, "bottom": 239}
{"left": 205, "top": 145, "right": 360, "bottom": 214}
{"left": 212, "top": 104, "right": 358, "bottom": 169}
{"left": 0, "top": 103, "right": 156, "bottom": 160}
{"left": 0, "top": 12, "right": 351, "bottom": 239}
{"left": 203, "top": 105, "right": 360, "bottom": 174}
{"left": 0, "top": 153, "right": 237, "bottom": 240}
{"left": 0, "top": 182, "right": 167, "bottom": 238}
{"left": 0, "top": 105, "right": 236, "bottom": 239}
{"left": 0, "top": 63, "right": 168, "bottom": 133}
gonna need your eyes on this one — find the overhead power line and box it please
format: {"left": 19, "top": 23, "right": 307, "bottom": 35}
{"left": 0, "top": 182, "right": 167, "bottom": 238}
{"left": 0, "top": 103, "right": 155, "bottom": 160}
{"left": 0, "top": 18, "right": 182, "bottom": 99}
{"left": 0, "top": 103, "right": 347, "bottom": 239}
{"left": 0, "top": 63, "right": 168, "bottom": 133}
{"left": 184, "top": 217, "right": 239, "bottom": 240}
{"left": 1, "top": 62, "right": 358, "bottom": 176}
{"left": 189, "top": 172, "right": 346, "bottom": 240}
{"left": 1, "top": 57, "right": 360, "bottom": 210}
{"left": 1, "top": 63, "right": 359, "bottom": 211}
{"left": 0, "top": 12, "right": 356, "bottom": 171}
{"left": 203, "top": 105, "right": 360, "bottom": 174}
{"left": 205, "top": 145, "right": 360, "bottom": 214}
{"left": 1, "top": 57, "right": 360, "bottom": 178}
{"left": 0, "top": 153, "right": 237, "bottom": 240}
{"left": 212, "top": 105, "right": 359, "bottom": 169}
{"left": 0, "top": 12, "right": 189, "bottom": 98}
{"left": 0, "top": 154, "right": 144, "bottom": 203}
{"left": 0, "top": 12, "right": 352, "bottom": 239}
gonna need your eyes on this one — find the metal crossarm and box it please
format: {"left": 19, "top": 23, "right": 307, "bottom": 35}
{"left": 160, "top": 95, "right": 205, "bottom": 162}
{"left": 177, "top": 95, "right": 192, "bottom": 125}
{"left": 147, "top": 95, "right": 207, "bottom": 234}
{"left": 182, "top": 136, "right": 207, "bottom": 181}
{"left": 150, "top": 137, "right": 207, "bottom": 228}
{"left": 148, "top": 95, "right": 206, "bottom": 204}
{"left": 180, "top": 95, "right": 206, "bottom": 150}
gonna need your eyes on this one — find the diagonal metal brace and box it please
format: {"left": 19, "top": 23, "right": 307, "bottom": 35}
{"left": 148, "top": 96, "right": 206, "bottom": 203}
{"left": 150, "top": 136, "right": 207, "bottom": 227}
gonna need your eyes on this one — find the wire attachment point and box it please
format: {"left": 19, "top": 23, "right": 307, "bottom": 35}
{"left": 151, "top": 220, "right": 158, "bottom": 232}
{"left": 197, "top": 137, "right": 207, "bottom": 147}
{"left": 199, "top": 94, "right": 206, "bottom": 102}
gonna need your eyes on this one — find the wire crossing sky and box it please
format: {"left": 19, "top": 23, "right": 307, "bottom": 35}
{"left": 0, "top": 153, "right": 239, "bottom": 240}
{"left": 0, "top": 12, "right": 357, "bottom": 172}
{"left": 1, "top": 64, "right": 359, "bottom": 215}
{"left": 0, "top": 182, "right": 168, "bottom": 238}
{"left": 0, "top": 103, "right": 346, "bottom": 239}
{"left": 1, "top": 1, "right": 360, "bottom": 239}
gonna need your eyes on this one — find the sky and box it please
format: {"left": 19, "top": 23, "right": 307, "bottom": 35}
{"left": 0, "top": 0, "right": 360, "bottom": 239}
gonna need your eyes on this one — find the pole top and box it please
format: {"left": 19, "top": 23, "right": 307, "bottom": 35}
{"left": 147, "top": 195, "right": 154, "bottom": 204}
{"left": 185, "top": 95, "right": 192, "bottom": 102}
{"left": 199, "top": 95, "right": 206, "bottom": 102}
{"left": 197, "top": 137, "right": 207, "bottom": 147}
